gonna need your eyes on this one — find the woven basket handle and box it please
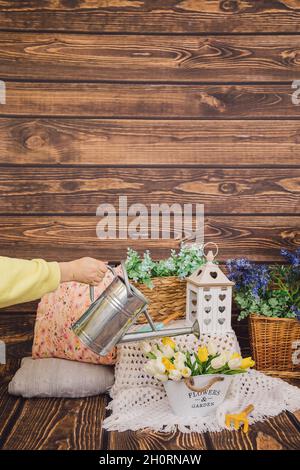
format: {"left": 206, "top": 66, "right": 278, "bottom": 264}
{"left": 184, "top": 376, "right": 224, "bottom": 393}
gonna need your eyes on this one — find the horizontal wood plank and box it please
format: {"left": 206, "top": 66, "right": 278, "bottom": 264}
{"left": 0, "top": 216, "right": 298, "bottom": 262}
{"left": 0, "top": 1, "right": 299, "bottom": 33}
{"left": 1, "top": 34, "right": 300, "bottom": 81}
{"left": 1, "top": 83, "right": 300, "bottom": 118}
{"left": 1, "top": 392, "right": 108, "bottom": 450}
{"left": 0, "top": 302, "right": 39, "bottom": 314}
{"left": 0, "top": 167, "right": 300, "bottom": 215}
{"left": 1, "top": 383, "right": 299, "bottom": 450}
{"left": 108, "top": 428, "right": 207, "bottom": 450}
{"left": 0, "top": 380, "right": 22, "bottom": 449}
{"left": 0, "top": 313, "right": 34, "bottom": 359}
{"left": 207, "top": 412, "right": 300, "bottom": 450}
{"left": 0, "top": 360, "right": 22, "bottom": 380}
{"left": 1, "top": 119, "right": 300, "bottom": 166}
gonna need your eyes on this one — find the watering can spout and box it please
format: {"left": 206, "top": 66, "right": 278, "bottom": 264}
{"left": 119, "top": 319, "right": 200, "bottom": 344}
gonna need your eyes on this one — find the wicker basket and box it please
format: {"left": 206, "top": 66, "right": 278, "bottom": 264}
{"left": 248, "top": 314, "right": 300, "bottom": 379}
{"left": 133, "top": 276, "right": 186, "bottom": 324}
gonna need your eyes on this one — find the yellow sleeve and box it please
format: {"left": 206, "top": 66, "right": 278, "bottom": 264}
{"left": 0, "top": 257, "right": 61, "bottom": 309}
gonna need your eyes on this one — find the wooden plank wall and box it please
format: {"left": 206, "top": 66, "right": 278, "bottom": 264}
{"left": 0, "top": 0, "right": 300, "bottom": 367}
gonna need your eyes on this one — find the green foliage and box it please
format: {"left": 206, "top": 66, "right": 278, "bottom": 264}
{"left": 125, "top": 245, "right": 205, "bottom": 288}
{"left": 227, "top": 254, "right": 300, "bottom": 321}
{"left": 187, "top": 352, "right": 246, "bottom": 376}
{"left": 236, "top": 289, "right": 295, "bottom": 320}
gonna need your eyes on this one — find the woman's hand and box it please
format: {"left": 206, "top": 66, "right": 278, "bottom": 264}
{"left": 59, "top": 258, "right": 108, "bottom": 285}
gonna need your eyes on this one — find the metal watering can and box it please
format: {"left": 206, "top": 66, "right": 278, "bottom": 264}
{"left": 72, "top": 262, "right": 200, "bottom": 356}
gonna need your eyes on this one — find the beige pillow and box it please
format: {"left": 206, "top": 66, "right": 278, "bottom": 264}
{"left": 8, "top": 357, "right": 114, "bottom": 398}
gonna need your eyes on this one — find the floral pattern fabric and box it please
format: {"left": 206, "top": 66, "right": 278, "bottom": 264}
{"left": 32, "top": 266, "right": 122, "bottom": 365}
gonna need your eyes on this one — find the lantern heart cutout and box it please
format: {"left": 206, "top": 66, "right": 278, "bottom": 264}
{"left": 191, "top": 299, "right": 197, "bottom": 306}
{"left": 205, "top": 295, "right": 212, "bottom": 302}
{"left": 218, "top": 318, "right": 225, "bottom": 325}
{"left": 204, "top": 318, "right": 211, "bottom": 325}
{"left": 219, "top": 294, "right": 226, "bottom": 301}
{"left": 219, "top": 306, "right": 225, "bottom": 313}
{"left": 205, "top": 307, "right": 211, "bottom": 314}
{"left": 210, "top": 271, "right": 218, "bottom": 279}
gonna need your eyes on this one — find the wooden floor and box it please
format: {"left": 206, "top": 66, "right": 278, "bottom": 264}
{"left": 0, "top": 376, "right": 299, "bottom": 451}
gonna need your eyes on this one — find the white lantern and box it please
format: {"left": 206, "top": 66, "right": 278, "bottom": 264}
{"left": 186, "top": 244, "right": 234, "bottom": 334}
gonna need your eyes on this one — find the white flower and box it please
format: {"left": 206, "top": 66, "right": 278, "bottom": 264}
{"left": 140, "top": 341, "right": 152, "bottom": 355}
{"left": 154, "top": 358, "right": 166, "bottom": 374}
{"left": 152, "top": 346, "right": 163, "bottom": 358}
{"left": 169, "top": 369, "right": 182, "bottom": 382}
{"left": 144, "top": 358, "right": 166, "bottom": 376}
{"left": 174, "top": 351, "right": 186, "bottom": 361}
{"left": 228, "top": 357, "right": 242, "bottom": 370}
{"left": 224, "top": 350, "right": 233, "bottom": 361}
{"left": 211, "top": 354, "right": 227, "bottom": 370}
{"left": 174, "top": 351, "right": 186, "bottom": 369}
{"left": 180, "top": 367, "right": 191, "bottom": 378}
{"left": 144, "top": 360, "right": 156, "bottom": 376}
{"left": 161, "top": 344, "right": 175, "bottom": 359}
{"left": 207, "top": 340, "right": 218, "bottom": 356}
{"left": 174, "top": 360, "right": 185, "bottom": 370}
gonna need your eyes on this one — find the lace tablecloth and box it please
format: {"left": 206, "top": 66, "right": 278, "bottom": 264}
{"left": 104, "top": 328, "right": 300, "bottom": 433}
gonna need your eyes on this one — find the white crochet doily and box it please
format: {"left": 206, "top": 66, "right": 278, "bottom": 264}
{"left": 104, "top": 327, "right": 300, "bottom": 433}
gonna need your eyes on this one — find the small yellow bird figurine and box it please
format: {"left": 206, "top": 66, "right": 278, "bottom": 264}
{"left": 225, "top": 404, "right": 254, "bottom": 433}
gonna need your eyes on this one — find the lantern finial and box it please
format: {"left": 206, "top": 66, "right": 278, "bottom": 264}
{"left": 206, "top": 250, "right": 215, "bottom": 262}
{"left": 203, "top": 242, "right": 218, "bottom": 263}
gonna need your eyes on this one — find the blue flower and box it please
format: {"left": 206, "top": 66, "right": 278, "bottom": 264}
{"left": 281, "top": 248, "right": 300, "bottom": 268}
{"left": 226, "top": 258, "right": 270, "bottom": 298}
{"left": 291, "top": 305, "right": 300, "bottom": 321}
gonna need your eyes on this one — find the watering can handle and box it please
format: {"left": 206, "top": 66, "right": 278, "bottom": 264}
{"left": 118, "top": 261, "right": 156, "bottom": 329}
{"left": 89, "top": 264, "right": 116, "bottom": 303}
{"left": 120, "top": 260, "right": 134, "bottom": 297}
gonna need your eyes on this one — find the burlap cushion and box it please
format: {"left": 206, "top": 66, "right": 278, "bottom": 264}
{"left": 9, "top": 357, "right": 114, "bottom": 398}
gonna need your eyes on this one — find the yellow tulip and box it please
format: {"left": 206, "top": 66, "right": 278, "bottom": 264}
{"left": 230, "top": 352, "right": 241, "bottom": 360}
{"left": 162, "top": 337, "right": 176, "bottom": 350}
{"left": 198, "top": 346, "right": 208, "bottom": 363}
{"left": 162, "top": 357, "right": 175, "bottom": 371}
{"left": 240, "top": 357, "right": 255, "bottom": 369}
